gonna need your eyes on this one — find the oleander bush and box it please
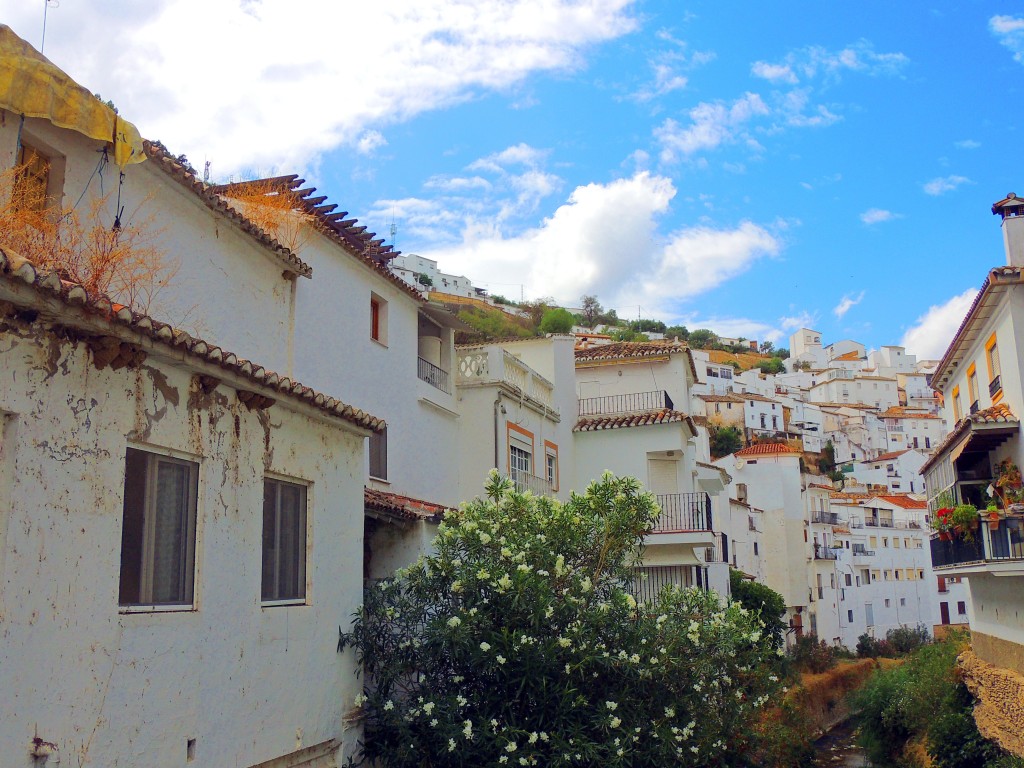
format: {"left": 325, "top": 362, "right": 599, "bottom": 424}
{"left": 341, "top": 472, "right": 785, "bottom": 767}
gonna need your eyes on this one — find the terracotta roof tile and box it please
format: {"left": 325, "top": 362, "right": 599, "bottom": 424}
{"left": 735, "top": 442, "right": 800, "bottom": 457}
{"left": 210, "top": 175, "right": 425, "bottom": 303}
{"left": 833, "top": 350, "right": 863, "bottom": 361}
{"left": 861, "top": 450, "right": 910, "bottom": 464}
{"left": 364, "top": 487, "right": 450, "bottom": 522}
{"left": 739, "top": 392, "right": 779, "bottom": 403}
{"left": 869, "top": 495, "right": 928, "bottom": 509}
{"left": 877, "top": 406, "right": 939, "bottom": 420}
{"left": 143, "top": 142, "right": 313, "bottom": 278}
{"left": 698, "top": 394, "right": 745, "bottom": 403}
{"left": 0, "top": 249, "right": 383, "bottom": 433}
{"left": 573, "top": 409, "right": 695, "bottom": 433}
{"left": 920, "top": 402, "right": 1019, "bottom": 474}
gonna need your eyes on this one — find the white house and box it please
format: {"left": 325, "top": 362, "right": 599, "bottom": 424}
{"left": 846, "top": 449, "right": 928, "bottom": 495}
{"left": 920, "top": 192, "right": 1024, "bottom": 758}
{"left": 876, "top": 406, "right": 946, "bottom": 454}
{"left": 391, "top": 253, "right": 487, "bottom": 301}
{"left": 574, "top": 341, "right": 727, "bottom": 595}
{"left": 0, "top": 251, "right": 377, "bottom": 768}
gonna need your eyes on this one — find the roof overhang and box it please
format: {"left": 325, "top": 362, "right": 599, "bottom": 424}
{"left": 421, "top": 303, "right": 474, "bottom": 331}
{"left": 922, "top": 419, "right": 1019, "bottom": 475}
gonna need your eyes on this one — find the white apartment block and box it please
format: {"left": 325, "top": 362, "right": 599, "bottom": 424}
{"left": 391, "top": 253, "right": 488, "bottom": 300}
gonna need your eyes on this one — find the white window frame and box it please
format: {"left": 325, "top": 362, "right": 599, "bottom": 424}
{"left": 119, "top": 446, "right": 199, "bottom": 611}
{"left": 262, "top": 476, "right": 309, "bottom": 606}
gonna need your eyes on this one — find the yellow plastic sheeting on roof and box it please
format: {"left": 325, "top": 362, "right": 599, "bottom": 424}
{"left": 0, "top": 25, "right": 144, "bottom": 166}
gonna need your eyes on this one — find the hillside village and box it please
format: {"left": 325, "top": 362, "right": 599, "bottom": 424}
{"left": 1, "top": 23, "right": 1023, "bottom": 768}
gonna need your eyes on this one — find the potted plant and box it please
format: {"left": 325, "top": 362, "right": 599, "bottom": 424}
{"left": 931, "top": 505, "right": 955, "bottom": 541}
{"left": 985, "top": 502, "right": 1002, "bottom": 532}
{"left": 951, "top": 503, "right": 978, "bottom": 542}
{"left": 995, "top": 459, "right": 1023, "bottom": 511}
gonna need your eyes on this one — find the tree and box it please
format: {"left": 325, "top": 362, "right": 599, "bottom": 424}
{"left": 774, "top": 347, "right": 790, "bottom": 359}
{"left": 580, "top": 295, "right": 603, "bottom": 327}
{"left": 342, "top": 473, "right": 785, "bottom": 768}
{"left": 520, "top": 298, "right": 556, "bottom": 329}
{"left": 755, "top": 358, "right": 786, "bottom": 375}
{"left": 759, "top": 341, "right": 774, "bottom": 355}
{"left": 728, "top": 570, "right": 787, "bottom": 651}
{"left": 687, "top": 328, "right": 718, "bottom": 349}
{"left": 416, "top": 273, "right": 434, "bottom": 287}
{"left": 539, "top": 308, "right": 575, "bottom": 334}
{"left": 664, "top": 325, "right": 689, "bottom": 341}
{"left": 709, "top": 426, "right": 743, "bottom": 459}
{"left": 631, "top": 318, "right": 666, "bottom": 333}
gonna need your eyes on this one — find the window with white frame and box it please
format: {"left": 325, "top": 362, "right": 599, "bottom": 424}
{"left": 119, "top": 447, "right": 199, "bottom": 606}
{"left": 510, "top": 444, "right": 531, "bottom": 481}
{"left": 262, "top": 478, "right": 307, "bottom": 602}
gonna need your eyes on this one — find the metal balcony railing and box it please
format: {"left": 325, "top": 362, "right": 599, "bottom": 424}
{"left": 703, "top": 532, "right": 727, "bottom": 563}
{"left": 930, "top": 519, "right": 1024, "bottom": 569}
{"left": 632, "top": 564, "right": 703, "bottom": 602}
{"left": 652, "top": 493, "right": 712, "bottom": 533}
{"left": 508, "top": 472, "right": 554, "bottom": 496}
{"left": 417, "top": 357, "right": 451, "bottom": 394}
{"left": 578, "top": 390, "right": 674, "bottom": 417}
{"left": 970, "top": 400, "right": 980, "bottom": 415}
{"left": 812, "top": 511, "right": 840, "bottom": 525}
{"left": 990, "top": 375, "right": 1002, "bottom": 397}
{"left": 852, "top": 544, "right": 875, "bottom": 557}
{"left": 813, "top": 544, "right": 839, "bottom": 561}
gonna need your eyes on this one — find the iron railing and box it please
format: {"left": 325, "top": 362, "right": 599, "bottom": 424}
{"left": 812, "top": 511, "right": 840, "bottom": 525}
{"left": 632, "top": 565, "right": 702, "bottom": 602}
{"left": 578, "top": 390, "right": 674, "bottom": 417}
{"left": 990, "top": 375, "right": 1002, "bottom": 397}
{"left": 417, "top": 357, "right": 451, "bottom": 394}
{"left": 652, "top": 493, "right": 712, "bottom": 533}
{"left": 852, "top": 544, "right": 875, "bottom": 557}
{"left": 813, "top": 544, "right": 839, "bottom": 561}
{"left": 703, "top": 532, "right": 727, "bottom": 563}
{"left": 508, "top": 472, "right": 554, "bottom": 496}
{"left": 930, "top": 519, "right": 1024, "bottom": 569}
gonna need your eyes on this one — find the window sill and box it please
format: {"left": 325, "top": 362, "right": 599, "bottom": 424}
{"left": 991, "top": 389, "right": 1003, "bottom": 405}
{"left": 370, "top": 337, "right": 389, "bottom": 349}
{"left": 261, "top": 599, "right": 308, "bottom": 608}
{"left": 119, "top": 604, "right": 196, "bottom": 614}
{"left": 369, "top": 475, "right": 390, "bottom": 484}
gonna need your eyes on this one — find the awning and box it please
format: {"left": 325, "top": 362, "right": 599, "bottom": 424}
{"left": 0, "top": 25, "right": 145, "bottom": 166}
{"left": 921, "top": 403, "right": 1020, "bottom": 475}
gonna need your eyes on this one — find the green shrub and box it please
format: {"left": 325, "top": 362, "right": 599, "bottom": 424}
{"left": 341, "top": 473, "right": 785, "bottom": 767}
{"left": 789, "top": 636, "right": 838, "bottom": 674}
{"left": 887, "top": 624, "right": 930, "bottom": 656}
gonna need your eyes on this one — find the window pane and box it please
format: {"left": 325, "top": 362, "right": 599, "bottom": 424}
{"left": 119, "top": 448, "right": 148, "bottom": 605}
{"left": 262, "top": 482, "right": 277, "bottom": 601}
{"left": 278, "top": 484, "right": 305, "bottom": 600}
{"left": 369, "top": 429, "right": 387, "bottom": 480}
{"left": 151, "top": 460, "right": 190, "bottom": 603}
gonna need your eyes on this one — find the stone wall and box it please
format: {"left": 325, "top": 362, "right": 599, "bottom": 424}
{"left": 960, "top": 644, "right": 1024, "bottom": 758}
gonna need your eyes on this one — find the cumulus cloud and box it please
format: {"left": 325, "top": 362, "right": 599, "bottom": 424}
{"left": 990, "top": 15, "right": 1024, "bottom": 63}
{"left": 779, "top": 311, "right": 819, "bottom": 332}
{"left": 860, "top": 208, "right": 902, "bottom": 225}
{"left": 8, "top": 1, "right": 638, "bottom": 173}
{"left": 955, "top": 139, "right": 981, "bottom": 149}
{"left": 751, "top": 61, "right": 798, "bottom": 84}
{"left": 413, "top": 172, "right": 780, "bottom": 310}
{"left": 469, "top": 143, "right": 550, "bottom": 172}
{"left": 923, "top": 175, "right": 973, "bottom": 196}
{"left": 833, "top": 291, "right": 865, "bottom": 318}
{"left": 900, "top": 288, "right": 979, "bottom": 359}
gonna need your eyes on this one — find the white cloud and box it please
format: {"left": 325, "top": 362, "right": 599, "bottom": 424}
{"left": 860, "top": 208, "right": 902, "bottom": 225}
{"left": 412, "top": 172, "right": 780, "bottom": 310}
{"left": 991, "top": 15, "right": 1024, "bottom": 63}
{"left": 750, "top": 61, "right": 798, "bottom": 84}
{"left": 923, "top": 175, "right": 973, "bottom": 196}
{"left": 955, "top": 139, "right": 981, "bottom": 149}
{"left": 423, "top": 175, "right": 493, "bottom": 192}
{"left": 780, "top": 311, "right": 818, "bottom": 332}
{"left": 468, "top": 143, "right": 550, "bottom": 172}
{"left": 629, "top": 33, "right": 714, "bottom": 102}
{"left": 655, "top": 93, "right": 769, "bottom": 161}
{"left": 900, "top": 288, "right": 979, "bottom": 359}
{"left": 7, "top": 1, "right": 638, "bottom": 173}
{"left": 356, "top": 130, "right": 388, "bottom": 155}
{"left": 753, "top": 41, "right": 909, "bottom": 85}
{"left": 833, "top": 291, "right": 865, "bottom": 318}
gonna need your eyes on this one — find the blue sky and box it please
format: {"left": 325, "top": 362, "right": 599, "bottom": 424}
{"left": 5, "top": 1, "right": 1023, "bottom": 357}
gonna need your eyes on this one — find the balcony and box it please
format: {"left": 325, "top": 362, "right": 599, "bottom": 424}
{"left": 652, "top": 493, "right": 712, "bottom": 533}
{"left": 970, "top": 400, "right": 980, "bottom": 415}
{"left": 457, "top": 347, "right": 557, "bottom": 413}
{"left": 852, "top": 544, "right": 875, "bottom": 557}
{"left": 578, "top": 390, "right": 674, "bottom": 417}
{"left": 507, "top": 472, "right": 554, "bottom": 496}
{"left": 930, "top": 519, "right": 1024, "bottom": 573}
{"left": 703, "top": 532, "right": 728, "bottom": 563}
{"left": 989, "top": 375, "right": 1002, "bottom": 397}
{"left": 813, "top": 544, "right": 839, "bottom": 561}
{"left": 812, "top": 511, "right": 840, "bottom": 525}
{"left": 632, "top": 564, "right": 704, "bottom": 602}
{"left": 417, "top": 356, "right": 451, "bottom": 394}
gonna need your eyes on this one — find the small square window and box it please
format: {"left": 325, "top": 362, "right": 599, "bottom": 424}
{"left": 370, "top": 293, "right": 388, "bottom": 345}
{"left": 262, "top": 478, "right": 307, "bottom": 602}
{"left": 119, "top": 447, "right": 199, "bottom": 606}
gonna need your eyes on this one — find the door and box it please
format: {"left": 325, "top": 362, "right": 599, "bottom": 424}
{"left": 940, "top": 602, "right": 950, "bottom": 625}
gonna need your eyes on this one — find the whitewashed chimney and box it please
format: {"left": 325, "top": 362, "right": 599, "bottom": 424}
{"left": 993, "top": 192, "right": 1024, "bottom": 267}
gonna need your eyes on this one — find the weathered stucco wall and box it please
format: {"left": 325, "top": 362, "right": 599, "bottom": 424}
{"left": 960, "top": 645, "right": 1024, "bottom": 758}
{"left": 0, "top": 320, "right": 365, "bottom": 767}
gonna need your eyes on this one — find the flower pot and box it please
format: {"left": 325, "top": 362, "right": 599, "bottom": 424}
{"left": 988, "top": 511, "right": 1002, "bottom": 531}
{"left": 939, "top": 531, "right": 951, "bottom": 542}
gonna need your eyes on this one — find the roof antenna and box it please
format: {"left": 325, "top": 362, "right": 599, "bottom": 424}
{"left": 41, "top": 0, "right": 59, "bottom": 54}
{"left": 389, "top": 208, "right": 398, "bottom": 251}
{"left": 203, "top": 160, "right": 211, "bottom": 184}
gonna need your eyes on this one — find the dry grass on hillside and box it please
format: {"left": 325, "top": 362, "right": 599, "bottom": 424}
{"left": 707, "top": 348, "right": 773, "bottom": 371}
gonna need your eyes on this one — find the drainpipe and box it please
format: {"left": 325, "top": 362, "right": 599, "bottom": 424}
{"left": 493, "top": 393, "right": 504, "bottom": 471}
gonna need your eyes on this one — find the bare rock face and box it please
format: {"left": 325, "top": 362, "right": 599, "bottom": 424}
{"left": 960, "top": 647, "right": 1024, "bottom": 758}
